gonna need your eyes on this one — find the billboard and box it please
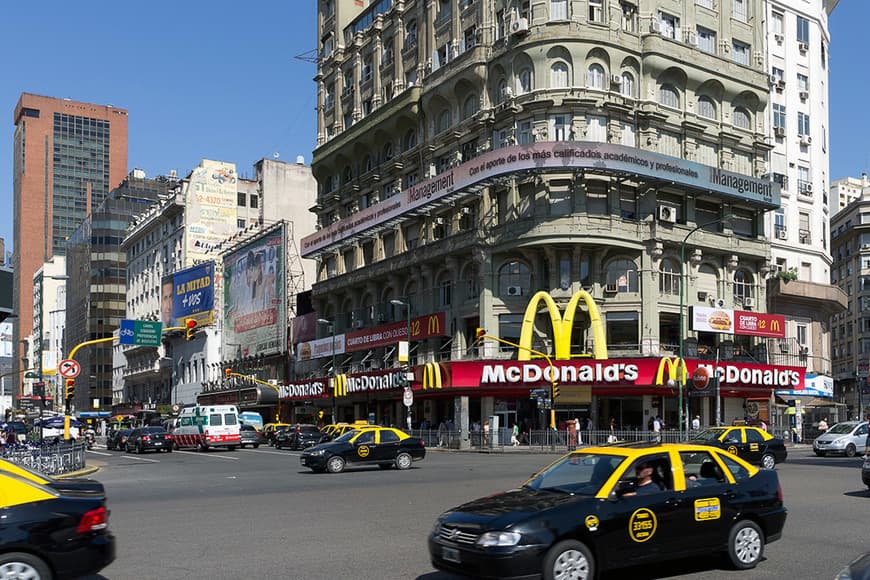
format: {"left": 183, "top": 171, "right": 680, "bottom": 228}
{"left": 692, "top": 307, "right": 785, "bottom": 339}
{"left": 223, "top": 226, "right": 286, "bottom": 357}
{"left": 344, "top": 312, "right": 448, "bottom": 352}
{"left": 184, "top": 159, "right": 239, "bottom": 266}
{"left": 161, "top": 262, "right": 215, "bottom": 328}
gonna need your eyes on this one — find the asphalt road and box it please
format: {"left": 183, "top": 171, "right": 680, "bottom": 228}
{"left": 80, "top": 444, "right": 868, "bottom": 580}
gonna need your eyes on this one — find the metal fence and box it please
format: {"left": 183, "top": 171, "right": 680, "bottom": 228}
{"left": 0, "top": 442, "right": 87, "bottom": 475}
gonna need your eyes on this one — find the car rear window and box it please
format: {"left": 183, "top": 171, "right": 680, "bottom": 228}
{"left": 719, "top": 455, "right": 750, "bottom": 481}
{"left": 300, "top": 426, "right": 320, "bottom": 434}
{"left": 144, "top": 427, "right": 166, "bottom": 434}
{"left": 241, "top": 425, "right": 256, "bottom": 432}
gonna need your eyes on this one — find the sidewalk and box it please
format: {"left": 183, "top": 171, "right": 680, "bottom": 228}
{"left": 430, "top": 441, "right": 816, "bottom": 454}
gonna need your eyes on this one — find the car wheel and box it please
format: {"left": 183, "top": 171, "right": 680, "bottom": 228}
{"left": 727, "top": 520, "right": 764, "bottom": 570}
{"left": 138, "top": 443, "right": 145, "bottom": 454}
{"left": 166, "top": 447, "right": 172, "bottom": 453}
{"left": 542, "top": 540, "right": 594, "bottom": 580}
{"left": 326, "top": 455, "right": 346, "bottom": 474}
{"left": 253, "top": 444, "right": 260, "bottom": 449}
{"left": 846, "top": 444, "right": 857, "bottom": 458}
{"left": 395, "top": 452, "right": 413, "bottom": 470}
{"left": 0, "top": 552, "right": 52, "bottom": 580}
{"left": 761, "top": 453, "right": 776, "bottom": 469}
{"left": 197, "top": 440, "right": 208, "bottom": 452}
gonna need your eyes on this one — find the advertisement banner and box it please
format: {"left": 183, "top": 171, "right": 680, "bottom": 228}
{"left": 223, "top": 226, "right": 287, "bottom": 358}
{"left": 291, "top": 312, "right": 318, "bottom": 344}
{"left": 184, "top": 160, "right": 239, "bottom": 266}
{"left": 301, "top": 142, "right": 780, "bottom": 256}
{"left": 161, "top": 262, "right": 215, "bottom": 328}
{"left": 344, "top": 312, "right": 447, "bottom": 352}
{"left": 692, "top": 307, "right": 786, "bottom": 339}
{"left": 295, "top": 334, "right": 346, "bottom": 361}
{"left": 692, "top": 306, "right": 735, "bottom": 334}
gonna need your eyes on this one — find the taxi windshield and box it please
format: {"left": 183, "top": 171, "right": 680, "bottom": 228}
{"left": 693, "top": 428, "right": 727, "bottom": 441}
{"left": 828, "top": 422, "right": 858, "bottom": 434}
{"left": 524, "top": 453, "right": 625, "bottom": 495}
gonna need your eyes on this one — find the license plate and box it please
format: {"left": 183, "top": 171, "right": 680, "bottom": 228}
{"left": 154, "top": 442, "right": 163, "bottom": 446}
{"left": 442, "top": 546, "right": 461, "bottom": 563}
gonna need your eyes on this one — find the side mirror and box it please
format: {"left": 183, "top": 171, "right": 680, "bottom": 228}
{"left": 615, "top": 479, "right": 637, "bottom": 497}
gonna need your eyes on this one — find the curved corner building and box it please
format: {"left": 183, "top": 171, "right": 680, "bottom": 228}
{"left": 299, "top": 0, "right": 802, "bottom": 434}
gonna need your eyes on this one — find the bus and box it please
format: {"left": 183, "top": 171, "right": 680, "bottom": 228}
{"left": 238, "top": 412, "right": 264, "bottom": 431}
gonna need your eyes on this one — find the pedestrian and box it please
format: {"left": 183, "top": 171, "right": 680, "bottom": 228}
{"left": 483, "top": 421, "right": 490, "bottom": 446}
{"left": 574, "top": 417, "right": 582, "bottom": 446}
{"left": 511, "top": 423, "right": 520, "bottom": 446}
{"left": 420, "top": 418, "right": 428, "bottom": 431}
{"left": 647, "top": 416, "right": 654, "bottom": 431}
{"left": 818, "top": 418, "right": 828, "bottom": 433}
{"left": 607, "top": 417, "right": 617, "bottom": 443}
{"left": 437, "top": 420, "right": 447, "bottom": 448}
{"left": 691, "top": 415, "right": 701, "bottom": 431}
{"left": 759, "top": 419, "right": 767, "bottom": 432}
{"left": 652, "top": 416, "right": 662, "bottom": 442}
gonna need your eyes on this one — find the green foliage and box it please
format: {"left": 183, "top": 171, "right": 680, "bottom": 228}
{"left": 774, "top": 268, "right": 798, "bottom": 282}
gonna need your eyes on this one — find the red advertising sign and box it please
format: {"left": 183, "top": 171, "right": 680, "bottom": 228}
{"left": 344, "top": 312, "right": 447, "bottom": 352}
{"left": 291, "top": 312, "right": 318, "bottom": 344}
{"left": 733, "top": 311, "right": 786, "bottom": 339}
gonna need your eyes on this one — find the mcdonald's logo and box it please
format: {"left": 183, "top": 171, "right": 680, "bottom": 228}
{"left": 427, "top": 314, "right": 441, "bottom": 336}
{"left": 770, "top": 319, "right": 781, "bottom": 333}
{"left": 518, "top": 291, "right": 608, "bottom": 361}
{"left": 333, "top": 374, "right": 348, "bottom": 397}
{"left": 422, "top": 362, "right": 442, "bottom": 390}
{"left": 655, "top": 357, "right": 688, "bottom": 386}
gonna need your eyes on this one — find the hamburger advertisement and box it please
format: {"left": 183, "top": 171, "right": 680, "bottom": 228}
{"left": 691, "top": 306, "right": 786, "bottom": 338}
{"left": 693, "top": 306, "right": 735, "bottom": 333}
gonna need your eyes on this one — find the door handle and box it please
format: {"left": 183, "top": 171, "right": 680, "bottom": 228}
{"left": 665, "top": 498, "right": 683, "bottom": 507}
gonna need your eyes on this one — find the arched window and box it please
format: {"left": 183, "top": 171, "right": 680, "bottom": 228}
{"left": 659, "top": 84, "right": 680, "bottom": 108}
{"left": 733, "top": 107, "right": 751, "bottom": 129}
{"left": 606, "top": 259, "right": 638, "bottom": 292}
{"left": 551, "top": 62, "right": 569, "bottom": 88}
{"left": 587, "top": 64, "right": 605, "bottom": 89}
{"left": 404, "top": 128, "right": 417, "bottom": 150}
{"left": 342, "top": 166, "right": 353, "bottom": 184}
{"left": 620, "top": 72, "right": 635, "bottom": 97}
{"left": 496, "top": 78, "right": 509, "bottom": 103}
{"left": 698, "top": 96, "right": 716, "bottom": 119}
{"left": 462, "top": 94, "right": 479, "bottom": 119}
{"left": 498, "top": 261, "right": 532, "bottom": 297}
{"left": 733, "top": 269, "right": 754, "bottom": 302}
{"left": 364, "top": 154, "right": 374, "bottom": 173}
{"left": 659, "top": 259, "right": 680, "bottom": 296}
{"left": 436, "top": 109, "right": 452, "bottom": 133}
{"left": 517, "top": 67, "right": 532, "bottom": 94}
{"left": 382, "top": 142, "right": 394, "bottom": 161}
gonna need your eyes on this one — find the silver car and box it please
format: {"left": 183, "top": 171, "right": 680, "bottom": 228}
{"left": 812, "top": 421, "right": 868, "bottom": 457}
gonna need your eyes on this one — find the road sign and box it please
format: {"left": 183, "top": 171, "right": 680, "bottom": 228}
{"left": 403, "top": 388, "right": 413, "bottom": 408}
{"left": 530, "top": 388, "right": 549, "bottom": 399}
{"left": 58, "top": 359, "right": 80, "bottom": 379}
{"left": 119, "top": 319, "right": 163, "bottom": 347}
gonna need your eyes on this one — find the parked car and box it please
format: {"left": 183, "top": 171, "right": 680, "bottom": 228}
{"left": 813, "top": 421, "right": 868, "bottom": 457}
{"left": 275, "top": 424, "right": 325, "bottom": 450}
{"left": 263, "top": 423, "right": 291, "bottom": 446}
{"left": 239, "top": 424, "right": 263, "bottom": 449}
{"left": 106, "top": 428, "right": 132, "bottom": 451}
{"left": 429, "top": 442, "right": 786, "bottom": 579}
{"left": 125, "top": 427, "right": 173, "bottom": 453}
{"left": 0, "top": 468, "right": 115, "bottom": 578}
{"left": 688, "top": 426, "right": 787, "bottom": 469}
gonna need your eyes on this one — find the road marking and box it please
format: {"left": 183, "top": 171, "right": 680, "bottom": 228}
{"left": 175, "top": 450, "right": 240, "bottom": 461}
{"left": 87, "top": 450, "right": 112, "bottom": 456}
{"left": 241, "top": 448, "right": 302, "bottom": 457}
{"left": 122, "top": 455, "right": 160, "bottom": 463}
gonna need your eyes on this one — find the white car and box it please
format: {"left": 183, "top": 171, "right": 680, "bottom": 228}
{"left": 812, "top": 421, "right": 868, "bottom": 457}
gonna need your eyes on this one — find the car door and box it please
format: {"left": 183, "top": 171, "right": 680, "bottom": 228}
{"left": 598, "top": 453, "right": 683, "bottom": 567}
{"left": 349, "top": 429, "right": 377, "bottom": 464}
{"left": 720, "top": 428, "right": 744, "bottom": 457}
{"left": 743, "top": 428, "right": 766, "bottom": 465}
{"left": 373, "top": 429, "right": 401, "bottom": 462}
{"left": 127, "top": 429, "right": 141, "bottom": 450}
{"left": 675, "top": 450, "right": 738, "bottom": 551}
{"left": 851, "top": 423, "right": 869, "bottom": 450}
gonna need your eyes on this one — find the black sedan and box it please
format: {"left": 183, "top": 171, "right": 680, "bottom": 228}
{"left": 0, "top": 469, "right": 115, "bottom": 579}
{"left": 688, "top": 426, "right": 788, "bottom": 469}
{"left": 106, "top": 428, "right": 132, "bottom": 451}
{"left": 275, "top": 424, "right": 327, "bottom": 450}
{"left": 301, "top": 427, "right": 425, "bottom": 473}
{"left": 125, "top": 427, "right": 173, "bottom": 453}
{"left": 840, "top": 553, "right": 870, "bottom": 580}
{"left": 429, "top": 442, "right": 786, "bottom": 580}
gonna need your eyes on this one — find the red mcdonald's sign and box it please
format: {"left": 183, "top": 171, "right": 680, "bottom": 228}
{"left": 344, "top": 312, "right": 447, "bottom": 352}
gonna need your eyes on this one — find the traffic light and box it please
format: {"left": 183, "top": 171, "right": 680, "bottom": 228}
{"left": 551, "top": 384, "right": 560, "bottom": 400}
{"left": 185, "top": 319, "right": 197, "bottom": 340}
{"left": 475, "top": 328, "right": 486, "bottom": 340}
{"left": 225, "top": 368, "right": 232, "bottom": 379}
{"left": 318, "top": 410, "right": 324, "bottom": 419}
{"left": 65, "top": 379, "right": 75, "bottom": 400}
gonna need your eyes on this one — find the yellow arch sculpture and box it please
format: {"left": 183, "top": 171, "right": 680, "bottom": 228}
{"left": 517, "top": 290, "right": 608, "bottom": 361}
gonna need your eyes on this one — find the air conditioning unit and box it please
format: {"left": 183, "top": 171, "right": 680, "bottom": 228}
{"left": 803, "top": 183, "right": 814, "bottom": 193}
{"left": 776, "top": 229, "right": 788, "bottom": 240}
{"left": 697, "top": 291, "right": 708, "bottom": 301}
{"left": 376, "top": 313, "right": 387, "bottom": 322}
{"left": 507, "top": 285, "right": 524, "bottom": 296}
{"left": 658, "top": 205, "right": 677, "bottom": 224}
{"left": 800, "top": 135, "right": 813, "bottom": 146}
{"left": 774, "top": 127, "right": 786, "bottom": 138}
{"left": 509, "top": 17, "right": 529, "bottom": 36}
{"left": 799, "top": 90, "right": 809, "bottom": 100}
{"left": 685, "top": 31, "right": 698, "bottom": 46}
{"left": 774, "top": 33, "right": 784, "bottom": 43}
{"left": 353, "top": 320, "right": 364, "bottom": 329}
{"left": 799, "top": 345, "right": 809, "bottom": 355}
{"left": 460, "top": 207, "right": 471, "bottom": 215}
{"left": 798, "top": 42, "right": 809, "bottom": 53}
{"left": 604, "top": 283, "right": 618, "bottom": 294}
{"left": 434, "top": 216, "right": 445, "bottom": 225}
{"left": 776, "top": 80, "right": 786, "bottom": 90}
{"left": 768, "top": 74, "right": 778, "bottom": 86}
{"left": 610, "top": 74, "right": 622, "bottom": 86}
{"left": 710, "top": 298, "right": 726, "bottom": 308}
{"left": 649, "top": 19, "right": 661, "bottom": 34}
{"left": 742, "top": 297, "right": 755, "bottom": 308}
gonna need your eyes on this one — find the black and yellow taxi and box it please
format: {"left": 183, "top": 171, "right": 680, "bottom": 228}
{"left": 301, "top": 426, "right": 425, "bottom": 473}
{"left": 429, "top": 442, "right": 786, "bottom": 580}
{"left": 689, "top": 426, "right": 787, "bottom": 469}
{"left": 263, "top": 422, "right": 291, "bottom": 445}
{"left": 320, "top": 421, "right": 376, "bottom": 441}
{"left": 0, "top": 460, "right": 115, "bottom": 579}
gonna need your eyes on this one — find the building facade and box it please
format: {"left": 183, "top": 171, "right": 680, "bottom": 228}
{"left": 12, "top": 94, "right": 128, "bottom": 396}
{"left": 295, "top": 0, "right": 826, "bottom": 437}
{"left": 28, "top": 257, "right": 66, "bottom": 413}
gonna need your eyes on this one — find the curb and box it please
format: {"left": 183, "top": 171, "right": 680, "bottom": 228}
{"left": 55, "top": 466, "right": 100, "bottom": 479}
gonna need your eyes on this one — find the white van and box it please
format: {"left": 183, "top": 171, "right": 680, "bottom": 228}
{"left": 172, "top": 405, "right": 241, "bottom": 451}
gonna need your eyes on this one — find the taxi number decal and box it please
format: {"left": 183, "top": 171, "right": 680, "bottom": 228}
{"left": 584, "top": 515, "right": 599, "bottom": 531}
{"left": 357, "top": 445, "right": 370, "bottom": 458}
{"left": 628, "top": 508, "right": 657, "bottom": 543}
{"left": 694, "top": 498, "right": 721, "bottom": 521}
{"left": 749, "top": 443, "right": 759, "bottom": 452}
{"left": 727, "top": 445, "right": 739, "bottom": 455}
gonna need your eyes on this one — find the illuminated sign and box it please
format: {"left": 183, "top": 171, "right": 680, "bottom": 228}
{"left": 692, "top": 307, "right": 786, "bottom": 339}
{"left": 518, "top": 291, "right": 607, "bottom": 361}
{"left": 344, "top": 312, "right": 447, "bottom": 352}
{"left": 655, "top": 357, "right": 688, "bottom": 386}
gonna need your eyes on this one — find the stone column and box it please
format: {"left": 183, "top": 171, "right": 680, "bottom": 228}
{"left": 456, "top": 395, "right": 470, "bottom": 450}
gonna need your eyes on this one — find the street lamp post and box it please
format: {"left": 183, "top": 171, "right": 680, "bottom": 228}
{"left": 678, "top": 214, "right": 734, "bottom": 438}
{"left": 317, "top": 318, "right": 337, "bottom": 422}
{"left": 390, "top": 299, "right": 412, "bottom": 430}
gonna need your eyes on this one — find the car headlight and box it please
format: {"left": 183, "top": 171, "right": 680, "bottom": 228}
{"left": 835, "top": 566, "right": 852, "bottom": 580}
{"left": 476, "top": 531, "right": 522, "bottom": 547}
{"left": 309, "top": 448, "right": 326, "bottom": 456}
{"left": 432, "top": 520, "right": 443, "bottom": 536}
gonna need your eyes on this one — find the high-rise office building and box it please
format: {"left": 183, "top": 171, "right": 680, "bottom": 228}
{"left": 12, "top": 94, "right": 128, "bottom": 397}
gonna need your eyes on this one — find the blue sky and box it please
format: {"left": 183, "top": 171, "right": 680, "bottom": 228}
{"left": 1, "top": 1, "right": 866, "bottom": 254}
